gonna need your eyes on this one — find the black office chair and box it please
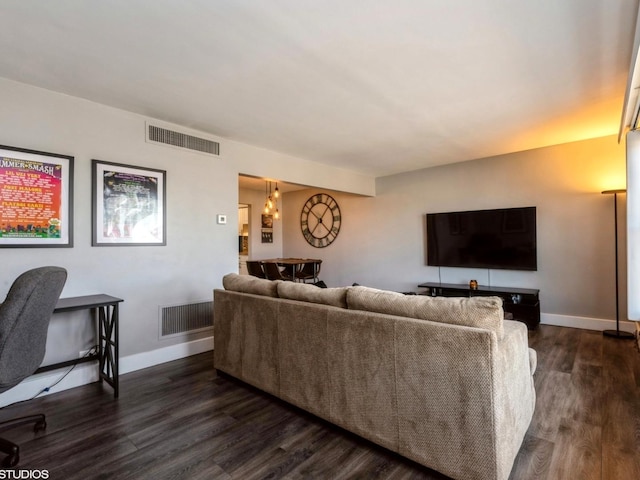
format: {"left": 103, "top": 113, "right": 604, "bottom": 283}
{"left": 246, "top": 261, "right": 266, "bottom": 279}
{"left": 295, "top": 260, "right": 322, "bottom": 283}
{"left": 0, "top": 266, "right": 67, "bottom": 467}
{"left": 263, "top": 262, "right": 292, "bottom": 281}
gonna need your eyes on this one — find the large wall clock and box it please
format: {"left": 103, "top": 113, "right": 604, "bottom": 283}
{"left": 300, "top": 193, "right": 341, "bottom": 248}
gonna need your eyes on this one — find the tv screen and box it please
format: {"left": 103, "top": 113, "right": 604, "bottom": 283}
{"left": 426, "top": 207, "right": 537, "bottom": 271}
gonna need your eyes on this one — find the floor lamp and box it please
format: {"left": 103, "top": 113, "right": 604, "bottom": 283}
{"left": 602, "top": 189, "right": 635, "bottom": 339}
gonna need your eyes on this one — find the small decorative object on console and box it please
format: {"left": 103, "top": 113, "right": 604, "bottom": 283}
{"left": 469, "top": 279, "right": 478, "bottom": 290}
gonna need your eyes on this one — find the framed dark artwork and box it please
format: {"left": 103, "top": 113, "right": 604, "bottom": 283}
{"left": 261, "top": 214, "right": 273, "bottom": 229}
{"left": 0, "top": 144, "right": 74, "bottom": 247}
{"left": 261, "top": 214, "right": 274, "bottom": 243}
{"left": 92, "top": 160, "right": 166, "bottom": 246}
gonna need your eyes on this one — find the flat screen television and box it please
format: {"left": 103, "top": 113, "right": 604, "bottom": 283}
{"left": 426, "top": 206, "right": 537, "bottom": 271}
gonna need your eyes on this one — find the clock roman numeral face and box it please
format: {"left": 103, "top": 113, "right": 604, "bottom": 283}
{"left": 300, "top": 193, "right": 341, "bottom": 248}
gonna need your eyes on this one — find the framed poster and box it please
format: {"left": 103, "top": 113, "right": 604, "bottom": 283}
{"left": 92, "top": 160, "right": 166, "bottom": 246}
{"left": 0, "top": 145, "right": 73, "bottom": 247}
{"left": 261, "top": 214, "right": 273, "bottom": 229}
{"left": 261, "top": 214, "right": 273, "bottom": 243}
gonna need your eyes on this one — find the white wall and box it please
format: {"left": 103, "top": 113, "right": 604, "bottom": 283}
{"left": 238, "top": 187, "right": 284, "bottom": 260}
{"left": 282, "top": 135, "right": 632, "bottom": 331}
{"left": 0, "top": 77, "right": 375, "bottom": 403}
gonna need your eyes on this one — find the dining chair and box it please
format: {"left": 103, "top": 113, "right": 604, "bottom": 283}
{"left": 295, "top": 260, "right": 322, "bottom": 283}
{"left": 281, "top": 264, "right": 296, "bottom": 281}
{"left": 246, "top": 261, "right": 266, "bottom": 279}
{"left": 263, "top": 262, "right": 292, "bottom": 281}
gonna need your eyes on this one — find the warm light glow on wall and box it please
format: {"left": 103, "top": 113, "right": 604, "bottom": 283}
{"left": 599, "top": 172, "right": 627, "bottom": 194}
{"left": 507, "top": 96, "right": 622, "bottom": 155}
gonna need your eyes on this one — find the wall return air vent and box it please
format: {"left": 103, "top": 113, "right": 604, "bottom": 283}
{"left": 159, "top": 300, "right": 213, "bottom": 339}
{"left": 147, "top": 123, "right": 220, "bottom": 156}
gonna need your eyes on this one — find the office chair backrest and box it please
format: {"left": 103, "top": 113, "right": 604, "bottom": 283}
{"left": 0, "top": 266, "right": 67, "bottom": 392}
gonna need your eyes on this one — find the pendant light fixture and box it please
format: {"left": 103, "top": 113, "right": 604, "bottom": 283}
{"left": 263, "top": 180, "right": 281, "bottom": 220}
{"left": 264, "top": 181, "right": 270, "bottom": 214}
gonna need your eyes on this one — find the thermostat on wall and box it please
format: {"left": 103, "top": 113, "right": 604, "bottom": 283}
{"left": 217, "top": 214, "right": 227, "bottom": 225}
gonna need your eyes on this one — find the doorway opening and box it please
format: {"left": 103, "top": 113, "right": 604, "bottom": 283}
{"left": 238, "top": 204, "right": 249, "bottom": 274}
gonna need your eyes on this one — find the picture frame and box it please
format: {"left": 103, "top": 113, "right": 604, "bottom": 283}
{"left": 261, "top": 214, "right": 273, "bottom": 243}
{"left": 0, "top": 144, "right": 74, "bottom": 247}
{"left": 92, "top": 160, "right": 166, "bottom": 246}
{"left": 261, "top": 214, "right": 273, "bottom": 229}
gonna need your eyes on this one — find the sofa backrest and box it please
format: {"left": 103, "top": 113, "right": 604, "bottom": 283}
{"left": 221, "top": 273, "right": 504, "bottom": 336}
{"left": 346, "top": 286, "right": 504, "bottom": 337}
{"left": 222, "top": 272, "right": 349, "bottom": 308}
{"left": 222, "top": 273, "right": 279, "bottom": 297}
{"left": 277, "top": 281, "right": 348, "bottom": 308}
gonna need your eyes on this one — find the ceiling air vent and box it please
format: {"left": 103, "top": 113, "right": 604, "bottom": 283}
{"left": 147, "top": 123, "right": 220, "bottom": 156}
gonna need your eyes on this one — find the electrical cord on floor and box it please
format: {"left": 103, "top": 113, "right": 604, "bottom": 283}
{"left": 1, "top": 346, "right": 100, "bottom": 410}
{"left": 30, "top": 345, "right": 99, "bottom": 400}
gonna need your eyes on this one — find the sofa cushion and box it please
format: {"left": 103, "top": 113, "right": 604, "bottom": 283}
{"left": 347, "top": 286, "right": 504, "bottom": 337}
{"left": 222, "top": 273, "right": 279, "bottom": 297}
{"left": 277, "top": 281, "right": 347, "bottom": 308}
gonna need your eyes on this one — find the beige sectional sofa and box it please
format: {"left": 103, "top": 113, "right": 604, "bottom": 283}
{"left": 214, "top": 273, "right": 536, "bottom": 480}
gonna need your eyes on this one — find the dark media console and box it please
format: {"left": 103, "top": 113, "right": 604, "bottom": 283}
{"left": 417, "top": 282, "right": 540, "bottom": 329}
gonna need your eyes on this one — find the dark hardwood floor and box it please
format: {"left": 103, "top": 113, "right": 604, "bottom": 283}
{"left": 0, "top": 324, "right": 638, "bottom": 479}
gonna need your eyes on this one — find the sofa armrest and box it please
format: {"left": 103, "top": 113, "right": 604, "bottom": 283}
{"left": 492, "top": 320, "right": 536, "bottom": 480}
{"left": 528, "top": 348, "right": 537, "bottom": 374}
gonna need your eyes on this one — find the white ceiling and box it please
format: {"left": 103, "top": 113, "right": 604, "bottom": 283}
{"left": 0, "top": 0, "right": 638, "bottom": 177}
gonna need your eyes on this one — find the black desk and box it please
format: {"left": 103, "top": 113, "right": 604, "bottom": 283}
{"left": 35, "top": 294, "right": 123, "bottom": 398}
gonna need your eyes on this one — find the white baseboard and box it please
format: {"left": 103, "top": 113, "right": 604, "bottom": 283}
{"left": 541, "top": 313, "right": 637, "bottom": 333}
{"left": 119, "top": 336, "right": 213, "bottom": 375}
{"left": 0, "top": 336, "right": 213, "bottom": 408}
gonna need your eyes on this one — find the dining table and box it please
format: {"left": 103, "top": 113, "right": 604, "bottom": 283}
{"left": 260, "top": 257, "right": 322, "bottom": 282}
